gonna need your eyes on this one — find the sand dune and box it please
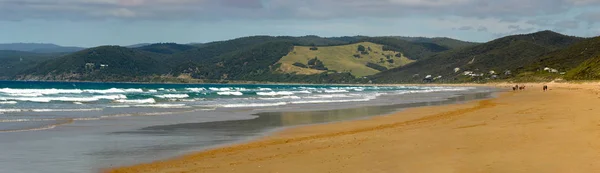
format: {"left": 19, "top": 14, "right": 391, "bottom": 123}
{"left": 106, "top": 82, "right": 600, "bottom": 173}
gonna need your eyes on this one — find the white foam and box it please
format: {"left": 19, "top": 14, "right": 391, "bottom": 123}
{"left": 108, "top": 105, "right": 131, "bottom": 108}
{"left": 305, "top": 94, "right": 353, "bottom": 99}
{"left": 290, "top": 97, "right": 375, "bottom": 104}
{"left": 0, "top": 94, "right": 126, "bottom": 103}
{"left": 6, "top": 93, "right": 44, "bottom": 97}
{"left": 0, "top": 109, "right": 24, "bottom": 113}
{"left": 115, "top": 98, "right": 156, "bottom": 104}
{"left": 93, "top": 94, "right": 127, "bottom": 100}
{"left": 186, "top": 88, "right": 206, "bottom": 92}
{"left": 84, "top": 88, "right": 144, "bottom": 94}
{"left": 256, "top": 91, "right": 294, "bottom": 96}
{"left": 0, "top": 108, "right": 102, "bottom": 113}
{"left": 148, "top": 89, "right": 158, "bottom": 93}
{"left": 323, "top": 89, "right": 349, "bottom": 93}
{"left": 0, "top": 88, "right": 83, "bottom": 95}
{"left": 258, "top": 96, "right": 301, "bottom": 100}
{"left": 258, "top": 88, "right": 272, "bottom": 91}
{"left": 210, "top": 87, "right": 231, "bottom": 91}
{"left": 221, "top": 102, "right": 287, "bottom": 108}
{"left": 0, "top": 101, "right": 17, "bottom": 104}
{"left": 293, "top": 90, "right": 312, "bottom": 94}
{"left": 155, "top": 94, "right": 190, "bottom": 99}
{"left": 30, "top": 108, "right": 102, "bottom": 112}
{"left": 133, "top": 104, "right": 189, "bottom": 108}
{"left": 217, "top": 91, "right": 243, "bottom": 96}
{"left": 0, "top": 118, "right": 57, "bottom": 122}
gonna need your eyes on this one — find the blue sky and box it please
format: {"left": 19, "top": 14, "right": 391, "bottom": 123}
{"left": 1, "top": 0, "right": 600, "bottom": 47}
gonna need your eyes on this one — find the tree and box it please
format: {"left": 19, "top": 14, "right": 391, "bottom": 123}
{"left": 357, "top": 45, "right": 366, "bottom": 52}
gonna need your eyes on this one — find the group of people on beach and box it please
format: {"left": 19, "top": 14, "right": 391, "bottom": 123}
{"left": 512, "top": 84, "right": 548, "bottom": 91}
{"left": 512, "top": 85, "right": 526, "bottom": 91}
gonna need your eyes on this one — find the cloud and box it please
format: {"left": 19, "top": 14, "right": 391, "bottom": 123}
{"left": 577, "top": 11, "right": 600, "bottom": 25}
{"left": 1, "top": 0, "right": 599, "bottom": 21}
{"left": 457, "top": 26, "right": 474, "bottom": 30}
{"left": 554, "top": 20, "right": 579, "bottom": 29}
{"left": 477, "top": 26, "right": 488, "bottom": 32}
{"left": 493, "top": 24, "right": 537, "bottom": 37}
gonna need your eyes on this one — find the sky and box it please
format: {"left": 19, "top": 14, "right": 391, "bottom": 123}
{"left": 1, "top": 0, "right": 600, "bottom": 47}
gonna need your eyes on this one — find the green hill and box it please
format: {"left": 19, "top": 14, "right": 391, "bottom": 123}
{"left": 544, "top": 37, "right": 600, "bottom": 80}
{"left": 136, "top": 43, "right": 195, "bottom": 54}
{"left": 0, "top": 43, "right": 85, "bottom": 53}
{"left": 358, "top": 37, "right": 450, "bottom": 60}
{"left": 523, "top": 36, "right": 600, "bottom": 73}
{"left": 15, "top": 32, "right": 590, "bottom": 84}
{"left": 0, "top": 50, "right": 63, "bottom": 78}
{"left": 565, "top": 55, "right": 600, "bottom": 80}
{"left": 277, "top": 42, "right": 414, "bottom": 77}
{"left": 391, "top": 36, "right": 479, "bottom": 49}
{"left": 371, "top": 31, "right": 584, "bottom": 83}
{"left": 17, "top": 46, "right": 168, "bottom": 81}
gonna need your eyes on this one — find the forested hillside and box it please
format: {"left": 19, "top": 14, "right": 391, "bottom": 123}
{"left": 9, "top": 31, "right": 600, "bottom": 83}
{"left": 370, "top": 31, "right": 584, "bottom": 83}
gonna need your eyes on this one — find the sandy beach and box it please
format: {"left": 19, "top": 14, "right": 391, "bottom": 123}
{"left": 106, "top": 82, "right": 600, "bottom": 173}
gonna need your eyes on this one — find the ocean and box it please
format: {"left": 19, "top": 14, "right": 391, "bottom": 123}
{"left": 0, "top": 81, "right": 495, "bottom": 173}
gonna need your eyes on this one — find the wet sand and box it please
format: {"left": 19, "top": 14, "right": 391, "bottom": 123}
{"left": 107, "top": 82, "right": 600, "bottom": 173}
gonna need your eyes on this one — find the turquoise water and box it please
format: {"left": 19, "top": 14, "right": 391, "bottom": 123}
{"left": 0, "top": 81, "right": 475, "bottom": 132}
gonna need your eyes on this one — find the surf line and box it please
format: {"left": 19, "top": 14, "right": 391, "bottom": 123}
{"left": 0, "top": 118, "right": 74, "bottom": 133}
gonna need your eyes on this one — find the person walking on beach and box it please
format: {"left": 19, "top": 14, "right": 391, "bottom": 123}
{"left": 543, "top": 85, "right": 548, "bottom": 92}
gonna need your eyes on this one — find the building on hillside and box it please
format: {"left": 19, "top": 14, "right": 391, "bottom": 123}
{"left": 85, "top": 63, "right": 95, "bottom": 70}
{"left": 544, "top": 67, "right": 559, "bottom": 73}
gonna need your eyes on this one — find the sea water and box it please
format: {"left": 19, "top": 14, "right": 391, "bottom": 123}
{"left": 0, "top": 81, "right": 494, "bottom": 173}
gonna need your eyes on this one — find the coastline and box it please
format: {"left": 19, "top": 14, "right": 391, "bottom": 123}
{"left": 106, "top": 82, "right": 600, "bottom": 173}
{"left": 3, "top": 78, "right": 585, "bottom": 87}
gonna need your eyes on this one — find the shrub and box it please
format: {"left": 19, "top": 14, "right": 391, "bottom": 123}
{"left": 366, "top": 62, "right": 388, "bottom": 71}
{"left": 357, "top": 45, "right": 366, "bottom": 52}
{"left": 292, "top": 62, "right": 308, "bottom": 68}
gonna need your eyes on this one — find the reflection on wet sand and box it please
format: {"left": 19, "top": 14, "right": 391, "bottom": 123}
{"left": 139, "top": 92, "right": 491, "bottom": 134}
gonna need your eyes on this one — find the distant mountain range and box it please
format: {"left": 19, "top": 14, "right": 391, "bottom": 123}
{"left": 4, "top": 31, "right": 600, "bottom": 83}
{"left": 0, "top": 43, "right": 85, "bottom": 53}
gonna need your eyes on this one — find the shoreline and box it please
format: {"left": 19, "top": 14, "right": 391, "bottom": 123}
{"left": 106, "top": 82, "right": 600, "bottom": 172}
{"left": 3, "top": 79, "right": 593, "bottom": 87}
{"left": 104, "top": 88, "right": 499, "bottom": 173}
{"left": 108, "top": 89, "right": 495, "bottom": 168}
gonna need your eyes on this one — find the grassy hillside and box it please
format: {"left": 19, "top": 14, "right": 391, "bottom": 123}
{"left": 566, "top": 55, "right": 600, "bottom": 80}
{"left": 359, "top": 37, "right": 449, "bottom": 60}
{"left": 523, "top": 36, "right": 600, "bottom": 73}
{"left": 371, "top": 31, "right": 584, "bottom": 83}
{"left": 277, "top": 42, "right": 414, "bottom": 77}
{"left": 18, "top": 46, "right": 168, "bottom": 81}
